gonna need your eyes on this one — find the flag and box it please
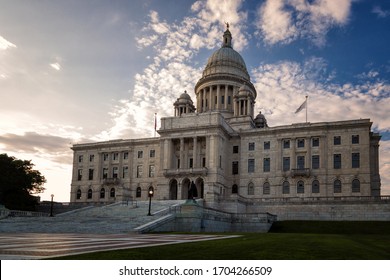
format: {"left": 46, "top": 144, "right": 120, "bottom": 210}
{"left": 295, "top": 99, "right": 307, "bottom": 114}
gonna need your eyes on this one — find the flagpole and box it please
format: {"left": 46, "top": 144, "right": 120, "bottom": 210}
{"left": 154, "top": 113, "right": 157, "bottom": 137}
{"left": 305, "top": 95, "right": 308, "bottom": 123}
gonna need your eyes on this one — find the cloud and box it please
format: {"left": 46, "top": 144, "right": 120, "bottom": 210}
{"left": 256, "top": 0, "right": 352, "bottom": 46}
{"left": 372, "top": 6, "right": 390, "bottom": 18}
{"left": 0, "top": 36, "right": 16, "bottom": 50}
{"left": 0, "top": 132, "right": 73, "bottom": 164}
{"left": 50, "top": 62, "right": 61, "bottom": 71}
{"left": 251, "top": 59, "right": 390, "bottom": 131}
{"left": 99, "top": 0, "right": 248, "bottom": 141}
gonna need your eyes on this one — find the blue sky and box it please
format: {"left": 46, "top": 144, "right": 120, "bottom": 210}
{"left": 0, "top": 0, "right": 389, "bottom": 202}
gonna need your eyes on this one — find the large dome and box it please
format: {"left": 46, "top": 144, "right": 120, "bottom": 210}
{"left": 201, "top": 29, "right": 250, "bottom": 81}
{"left": 202, "top": 47, "right": 250, "bottom": 80}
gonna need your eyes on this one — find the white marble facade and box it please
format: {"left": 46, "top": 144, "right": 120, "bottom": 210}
{"left": 70, "top": 27, "right": 381, "bottom": 206}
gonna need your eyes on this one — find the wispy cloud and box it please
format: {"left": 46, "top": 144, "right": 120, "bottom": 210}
{"left": 256, "top": 0, "right": 352, "bottom": 46}
{"left": 98, "top": 0, "right": 248, "bottom": 140}
{"left": 372, "top": 6, "right": 390, "bottom": 18}
{"left": 50, "top": 62, "right": 61, "bottom": 71}
{"left": 0, "top": 36, "right": 16, "bottom": 50}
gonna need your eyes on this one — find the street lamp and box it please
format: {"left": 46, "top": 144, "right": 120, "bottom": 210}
{"left": 50, "top": 194, "right": 54, "bottom": 217}
{"left": 147, "top": 188, "right": 154, "bottom": 216}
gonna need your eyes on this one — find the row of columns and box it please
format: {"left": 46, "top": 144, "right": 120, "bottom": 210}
{"left": 196, "top": 85, "right": 234, "bottom": 113}
{"left": 163, "top": 137, "right": 207, "bottom": 170}
{"left": 233, "top": 98, "right": 254, "bottom": 117}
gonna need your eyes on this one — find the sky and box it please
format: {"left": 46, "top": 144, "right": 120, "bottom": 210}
{"left": 0, "top": 0, "right": 389, "bottom": 202}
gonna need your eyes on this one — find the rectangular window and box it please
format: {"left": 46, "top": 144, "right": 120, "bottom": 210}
{"left": 112, "top": 166, "right": 118, "bottom": 178}
{"left": 123, "top": 152, "right": 129, "bottom": 160}
{"left": 334, "top": 154, "right": 341, "bottom": 169}
{"left": 77, "top": 169, "right": 83, "bottom": 181}
{"left": 248, "top": 142, "right": 255, "bottom": 151}
{"left": 88, "top": 169, "right": 94, "bottom": 180}
{"left": 352, "top": 135, "right": 359, "bottom": 144}
{"left": 283, "top": 139, "right": 290, "bottom": 149}
{"left": 297, "top": 139, "right": 305, "bottom": 148}
{"left": 264, "top": 141, "right": 270, "bottom": 150}
{"left": 352, "top": 153, "right": 360, "bottom": 168}
{"left": 202, "top": 157, "right": 206, "bottom": 167}
{"left": 232, "top": 161, "right": 239, "bottom": 175}
{"left": 138, "top": 151, "right": 143, "bottom": 159}
{"left": 137, "top": 165, "right": 143, "bottom": 178}
{"left": 233, "top": 145, "right": 239, "bottom": 154}
{"left": 150, "top": 149, "right": 155, "bottom": 158}
{"left": 228, "top": 95, "right": 231, "bottom": 105}
{"left": 103, "top": 153, "right": 109, "bottom": 161}
{"left": 102, "top": 168, "right": 108, "bottom": 179}
{"left": 78, "top": 155, "right": 83, "bottom": 163}
{"left": 221, "top": 95, "right": 225, "bottom": 104}
{"left": 113, "top": 153, "right": 119, "bottom": 161}
{"left": 177, "top": 159, "right": 180, "bottom": 169}
{"left": 149, "top": 165, "right": 155, "bottom": 177}
{"left": 122, "top": 166, "right": 129, "bottom": 178}
{"left": 312, "top": 155, "right": 320, "bottom": 169}
{"left": 248, "top": 159, "right": 255, "bottom": 173}
{"left": 189, "top": 158, "right": 193, "bottom": 168}
{"left": 89, "top": 154, "right": 94, "bottom": 162}
{"left": 312, "top": 138, "right": 319, "bottom": 147}
{"left": 334, "top": 136, "right": 341, "bottom": 145}
{"left": 297, "top": 156, "right": 305, "bottom": 169}
{"left": 283, "top": 157, "right": 290, "bottom": 171}
{"left": 263, "top": 158, "right": 270, "bottom": 172}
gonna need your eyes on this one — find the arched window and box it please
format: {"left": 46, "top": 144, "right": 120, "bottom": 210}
{"left": 263, "top": 182, "right": 270, "bottom": 195}
{"left": 136, "top": 187, "right": 142, "bottom": 198}
{"left": 100, "top": 188, "right": 105, "bottom": 199}
{"left": 297, "top": 181, "right": 304, "bottom": 194}
{"left": 110, "top": 188, "right": 115, "bottom": 198}
{"left": 76, "top": 189, "right": 81, "bottom": 200}
{"left": 248, "top": 182, "right": 254, "bottom": 195}
{"left": 352, "top": 179, "right": 360, "bottom": 193}
{"left": 87, "top": 189, "right": 93, "bottom": 199}
{"left": 232, "top": 184, "right": 238, "bottom": 194}
{"left": 282, "top": 181, "right": 290, "bottom": 194}
{"left": 334, "top": 179, "right": 342, "bottom": 193}
{"left": 312, "top": 180, "right": 320, "bottom": 193}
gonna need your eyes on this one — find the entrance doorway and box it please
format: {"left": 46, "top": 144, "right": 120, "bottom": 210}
{"left": 169, "top": 179, "right": 178, "bottom": 200}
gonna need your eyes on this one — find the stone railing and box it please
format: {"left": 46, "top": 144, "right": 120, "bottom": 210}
{"left": 233, "top": 195, "right": 390, "bottom": 205}
{"left": 163, "top": 167, "right": 208, "bottom": 177}
{"left": 291, "top": 168, "right": 311, "bottom": 177}
{"left": 7, "top": 210, "right": 49, "bottom": 217}
{"left": 103, "top": 178, "right": 121, "bottom": 185}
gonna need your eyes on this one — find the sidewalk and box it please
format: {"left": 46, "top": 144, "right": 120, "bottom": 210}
{"left": 0, "top": 233, "right": 237, "bottom": 260}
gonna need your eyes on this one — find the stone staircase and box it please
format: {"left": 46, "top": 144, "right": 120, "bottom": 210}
{"left": 0, "top": 200, "right": 186, "bottom": 234}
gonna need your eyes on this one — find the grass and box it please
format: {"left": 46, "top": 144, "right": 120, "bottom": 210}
{"left": 51, "top": 221, "right": 390, "bottom": 260}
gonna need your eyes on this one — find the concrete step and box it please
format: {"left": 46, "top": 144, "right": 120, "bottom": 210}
{"left": 0, "top": 200, "right": 186, "bottom": 234}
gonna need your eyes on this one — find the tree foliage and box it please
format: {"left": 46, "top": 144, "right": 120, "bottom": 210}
{"left": 0, "top": 153, "right": 46, "bottom": 210}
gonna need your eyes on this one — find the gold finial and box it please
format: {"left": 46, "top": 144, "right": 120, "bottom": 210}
{"left": 225, "top": 22, "right": 229, "bottom": 29}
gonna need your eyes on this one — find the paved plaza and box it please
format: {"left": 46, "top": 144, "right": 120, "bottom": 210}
{"left": 0, "top": 233, "right": 237, "bottom": 260}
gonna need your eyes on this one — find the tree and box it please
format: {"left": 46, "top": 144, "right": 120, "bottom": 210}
{"left": 0, "top": 154, "right": 46, "bottom": 210}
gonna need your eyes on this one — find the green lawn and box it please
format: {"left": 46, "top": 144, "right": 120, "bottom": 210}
{"left": 51, "top": 221, "right": 390, "bottom": 260}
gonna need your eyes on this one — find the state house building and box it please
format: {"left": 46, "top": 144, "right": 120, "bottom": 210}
{"left": 70, "top": 27, "right": 381, "bottom": 210}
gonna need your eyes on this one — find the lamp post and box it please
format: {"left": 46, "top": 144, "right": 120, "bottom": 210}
{"left": 50, "top": 194, "right": 54, "bottom": 217}
{"left": 147, "top": 189, "right": 154, "bottom": 216}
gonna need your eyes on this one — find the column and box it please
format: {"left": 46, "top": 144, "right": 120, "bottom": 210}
{"left": 203, "top": 88, "right": 206, "bottom": 112}
{"left": 224, "top": 85, "right": 228, "bottom": 109}
{"left": 291, "top": 138, "right": 296, "bottom": 169}
{"left": 180, "top": 138, "right": 184, "bottom": 169}
{"left": 216, "top": 85, "right": 221, "bottom": 110}
{"left": 209, "top": 86, "right": 213, "bottom": 110}
{"left": 193, "top": 137, "right": 197, "bottom": 168}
